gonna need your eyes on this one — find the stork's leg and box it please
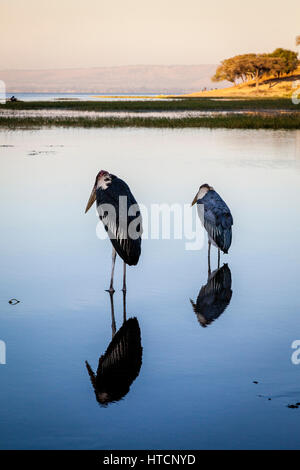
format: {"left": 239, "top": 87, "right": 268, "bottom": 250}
{"left": 108, "top": 291, "right": 116, "bottom": 338}
{"left": 106, "top": 248, "right": 116, "bottom": 293}
{"left": 218, "top": 248, "right": 220, "bottom": 269}
{"left": 122, "top": 261, "right": 127, "bottom": 293}
{"left": 122, "top": 289, "right": 127, "bottom": 323}
{"left": 208, "top": 240, "right": 211, "bottom": 276}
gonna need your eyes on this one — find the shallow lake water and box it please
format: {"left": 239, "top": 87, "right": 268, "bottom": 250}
{"left": 5, "top": 92, "right": 170, "bottom": 102}
{"left": 0, "top": 127, "right": 300, "bottom": 449}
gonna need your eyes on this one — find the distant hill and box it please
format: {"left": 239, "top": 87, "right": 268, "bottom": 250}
{"left": 0, "top": 65, "right": 229, "bottom": 94}
{"left": 184, "top": 66, "right": 300, "bottom": 98}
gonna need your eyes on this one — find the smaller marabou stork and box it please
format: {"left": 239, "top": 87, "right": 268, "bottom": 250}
{"left": 191, "top": 184, "right": 233, "bottom": 273}
{"left": 85, "top": 170, "right": 142, "bottom": 292}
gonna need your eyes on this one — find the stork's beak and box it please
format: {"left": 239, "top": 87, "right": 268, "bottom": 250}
{"left": 85, "top": 186, "right": 96, "bottom": 213}
{"left": 191, "top": 193, "right": 198, "bottom": 207}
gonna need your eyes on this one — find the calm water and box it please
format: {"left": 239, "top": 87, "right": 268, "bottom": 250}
{"left": 0, "top": 127, "right": 300, "bottom": 449}
{"left": 7, "top": 92, "right": 163, "bottom": 102}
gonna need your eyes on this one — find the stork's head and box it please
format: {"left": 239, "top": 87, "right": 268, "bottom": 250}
{"left": 85, "top": 170, "right": 112, "bottom": 213}
{"left": 191, "top": 183, "right": 214, "bottom": 206}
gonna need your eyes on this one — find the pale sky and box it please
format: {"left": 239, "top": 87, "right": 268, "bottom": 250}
{"left": 1, "top": 0, "right": 300, "bottom": 70}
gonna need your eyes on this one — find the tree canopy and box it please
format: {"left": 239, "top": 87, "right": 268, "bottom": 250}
{"left": 269, "top": 48, "right": 299, "bottom": 75}
{"left": 212, "top": 49, "right": 299, "bottom": 88}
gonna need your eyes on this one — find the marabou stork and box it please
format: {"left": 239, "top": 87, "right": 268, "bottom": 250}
{"left": 190, "top": 264, "right": 232, "bottom": 327}
{"left": 85, "top": 170, "right": 142, "bottom": 292}
{"left": 85, "top": 292, "right": 142, "bottom": 406}
{"left": 191, "top": 184, "right": 233, "bottom": 273}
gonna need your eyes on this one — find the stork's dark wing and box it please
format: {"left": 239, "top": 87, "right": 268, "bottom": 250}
{"left": 96, "top": 176, "right": 142, "bottom": 265}
{"left": 198, "top": 190, "right": 233, "bottom": 253}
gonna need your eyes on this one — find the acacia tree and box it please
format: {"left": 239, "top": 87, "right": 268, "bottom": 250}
{"left": 212, "top": 57, "right": 240, "bottom": 85}
{"left": 212, "top": 54, "right": 276, "bottom": 88}
{"left": 269, "top": 48, "right": 299, "bottom": 76}
{"left": 212, "top": 49, "right": 299, "bottom": 88}
{"left": 212, "top": 54, "right": 258, "bottom": 85}
{"left": 247, "top": 55, "right": 272, "bottom": 88}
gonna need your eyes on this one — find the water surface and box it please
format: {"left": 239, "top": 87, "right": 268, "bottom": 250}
{"left": 0, "top": 127, "right": 300, "bottom": 449}
{"left": 6, "top": 92, "right": 165, "bottom": 102}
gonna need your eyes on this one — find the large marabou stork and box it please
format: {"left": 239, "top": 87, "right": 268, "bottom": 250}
{"left": 191, "top": 184, "right": 233, "bottom": 273}
{"left": 85, "top": 170, "right": 142, "bottom": 292}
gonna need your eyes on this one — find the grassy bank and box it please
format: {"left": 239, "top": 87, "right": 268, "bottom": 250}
{"left": 1, "top": 113, "right": 300, "bottom": 130}
{"left": 185, "top": 67, "right": 300, "bottom": 98}
{"left": 1, "top": 97, "right": 300, "bottom": 112}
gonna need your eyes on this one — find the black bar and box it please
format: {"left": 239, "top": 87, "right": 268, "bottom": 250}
{"left": 0, "top": 450, "right": 297, "bottom": 467}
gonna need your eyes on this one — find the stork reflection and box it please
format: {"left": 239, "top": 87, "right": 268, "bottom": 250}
{"left": 85, "top": 292, "right": 142, "bottom": 406}
{"left": 190, "top": 264, "right": 232, "bottom": 327}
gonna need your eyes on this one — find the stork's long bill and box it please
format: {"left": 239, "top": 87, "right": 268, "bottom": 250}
{"left": 191, "top": 193, "right": 198, "bottom": 207}
{"left": 85, "top": 185, "right": 96, "bottom": 213}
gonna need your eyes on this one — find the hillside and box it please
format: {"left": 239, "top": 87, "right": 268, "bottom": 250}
{"left": 184, "top": 66, "right": 300, "bottom": 98}
{"left": 0, "top": 65, "right": 229, "bottom": 94}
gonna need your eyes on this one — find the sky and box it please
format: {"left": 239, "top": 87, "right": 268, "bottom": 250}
{"left": 1, "top": 0, "right": 300, "bottom": 70}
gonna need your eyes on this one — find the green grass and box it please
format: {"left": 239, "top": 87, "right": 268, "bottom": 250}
{"left": 1, "top": 97, "right": 300, "bottom": 112}
{"left": 1, "top": 113, "right": 300, "bottom": 129}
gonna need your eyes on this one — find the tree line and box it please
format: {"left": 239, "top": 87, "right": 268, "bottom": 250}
{"left": 212, "top": 48, "right": 299, "bottom": 88}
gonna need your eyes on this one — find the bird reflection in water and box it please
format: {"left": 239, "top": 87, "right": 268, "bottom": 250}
{"left": 190, "top": 264, "right": 232, "bottom": 327}
{"left": 85, "top": 292, "right": 142, "bottom": 406}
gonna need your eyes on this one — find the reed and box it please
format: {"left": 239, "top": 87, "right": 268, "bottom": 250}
{"left": 1, "top": 113, "right": 299, "bottom": 129}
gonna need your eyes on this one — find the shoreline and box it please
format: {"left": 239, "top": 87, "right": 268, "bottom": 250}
{"left": 1, "top": 98, "right": 299, "bottom": 129}
{"left": 2, "top": 97, "right": 300, "bottom": 111}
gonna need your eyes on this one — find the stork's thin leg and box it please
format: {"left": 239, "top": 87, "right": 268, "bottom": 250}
{"left": 122, "top": 289, "right": 127, "bottom": 323}
{"left": 208, "top": 240, "right": 211, "bottom": 276}
{"left": 218, "top": 248, "right": 220, "bottom": 269}
{"left": 122, "top": 261, "right": 127, "bottom": 293}
{"left": 106, "top": 248, "right": 116, "bottom": 293}
{"left": 108, "top": 291, "right": 116, "bottom": 338}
